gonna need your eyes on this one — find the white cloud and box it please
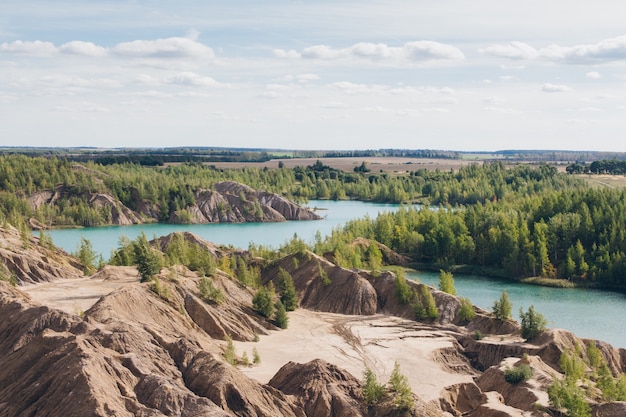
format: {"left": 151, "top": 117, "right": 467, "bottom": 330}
{"left": 0, "top": 40, "right": 57, "bottom": 56}
{"left": 586, "top": 71, "right": 602, "bottom": 79}
{"left": 112, "top": 37, "right": 214, "bottom": 59}
{"left": 541, "top": 83, "right": 572, "bottom": 93}
{"left": 164, "top": 72, "right": 222, "bottom": 87}
{"left": 135, "top": 74, "right": 161, "bottom": 85}
{"left": 59, "top": 41, "right": 107, "bottom": 57}
{"left": 479, "top": 41, "right": 538, "bottom": 60}
{"left": 539, "top": 35, "right": 626, "bottom": 63}
{"left": 277, "top": 41, "right": 464, "bottom": 64}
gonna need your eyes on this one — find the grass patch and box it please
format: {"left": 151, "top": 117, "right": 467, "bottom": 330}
{"left": 521, "top": 277, "right": 575, "bottom": 288}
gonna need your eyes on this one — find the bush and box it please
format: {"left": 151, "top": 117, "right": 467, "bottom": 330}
{"left": 277, "top": 267, "right": 297, "bottom": 311}
{"left": 473, "top": 330, "right": 483, "bottom": 340}
{"left": 223, "top": 335, "right": 237, "bottom": 365}
{"left": 413, "top": 285, "right": 438, "bottom": 320}
{"left": 362, "top": 367, "right": 384, "bottom": 406}
{"left": 274, "top": 300, "right": 289, "bottom": 329}
{"left": 198, "top": 276, "right": 224, "bottom": 304}
{"left": 457, "top": 297, "right": 476, "bottom": 323}
{"left": 519, "top": 305, "right": 547, "bottom": 341}
{"left": 395, "top": 270, "right": 413, "bottom": 304}
{"left": 252, "top": 284, "right": 275, "bottom": 318}
{"left": 387, "top": 361, "right": 414, "bottom": 410}
{"left": 74, "top": 237, "right": 98, "bottom": 275}
{"left": 438, "top": 270, "right": 456, "bottom": 295}
{"left": 504, "top": 364, "right": 533, "bottom": 384}
{"left": 548, "top": 378, "right": 591, "bottom": 417}
{"left": 492, "top": 290, "right": 512, "bottom": 320}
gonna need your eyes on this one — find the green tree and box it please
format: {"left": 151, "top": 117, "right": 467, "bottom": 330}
{"left": 362, "top": 366, "right": 385, "bottom": 406}
{"left": 252, "top": 347, "right": 261, "bottom": 365}
{"left": 198, "top": 276, "right": 224, "bottom": 304}
{"left": 414, "top": 285, "right": 438, "bottom": 320}
{"left": 277, "top": 267, "right": 298, "bottom": 311}
{"left": 134, "top": 232, "right": 161, "bottom": 282}
{"left": 387, "top": 361, "right": 414, "bottom": 410}
{"left": 492, "top": 290, "right": 512, "bottom": 320}
{"left": 74, "top": 237, "right": 98, "bottom": 275}
{"left": 437, "top": 270, "right": 456, "bottom": 295}
{"left": 365, "top": 241, "right": 383, "bottom": 272}
{"left": 223, "top": 334, "right": 237, "bottom": 365}
{"left": 274, "top": 300, "right": 288, "bottom": 329}
{"left": 395, "top": 270, "right": 413, "bottom": 304}
{"left": 547, "top": 378, "right": 591, "bottom": 417}
{"left": 519, "top": 305, "right": 547, "bottom": 341}
{"left": 252, "top": 284, "right": 275, "bottom": 318}
{"left": 457, "top": 297, "right": 476, "bottom": 323}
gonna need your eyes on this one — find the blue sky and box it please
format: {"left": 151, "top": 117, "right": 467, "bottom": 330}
{"left": 2, "top": 1, "right": 626, "bottom": 151}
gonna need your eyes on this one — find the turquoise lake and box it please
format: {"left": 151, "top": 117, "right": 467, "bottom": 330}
{"left": 42, "top": 200, "right": 626, "bottom": 348}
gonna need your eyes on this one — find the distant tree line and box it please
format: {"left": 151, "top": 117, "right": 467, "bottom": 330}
{"left": 566, "top": 159, "right": 626, "bottom": 175}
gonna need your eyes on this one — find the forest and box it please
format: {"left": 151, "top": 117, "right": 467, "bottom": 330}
{"left": 1, "top": 153, "right": 626, "bottom": 290}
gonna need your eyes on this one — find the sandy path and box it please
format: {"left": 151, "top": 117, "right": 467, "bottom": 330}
{"left": 22, "top": 272, "right": 474, "bottom": 403}
{"left": 22, "top": 268, "right": 139, "bottom": 315}
{"left": 236, "top": 310, "right": 474, "bottom": 402}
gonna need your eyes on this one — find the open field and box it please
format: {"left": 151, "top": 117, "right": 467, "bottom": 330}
{"left": 576, "top": 174, "right": 626, "bottom": 189}
{"left": 201, "top": 156, "right": 485, "bottom": 173}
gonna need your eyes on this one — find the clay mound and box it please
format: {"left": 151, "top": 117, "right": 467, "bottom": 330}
{"left": 155, "top": 231, "right": 225, "bottom": 258}
{"left": 0, "top": 281, "right": 225, "bottom": 417}
{"left": 177, "top": 181, "right": 321, "bottom": 224}
{"left": 185, "top": 353, "right": 305, "bottom": 417}
{"left": 362, "top": 269, "right": 461, "bottom": 324}
{"left": 349, "top": 237, "right": 411, "bottom": 266}
{"left": 28, "top": 185, "right": 141, "bottom": 226}
{"left": 263, "top": 253, "right": 378, "bottom": 315}
{"left": 475, "top": 356, "right": 554, "bottom": 412}
{"left": 268, "top": 359, "right": 365, "bottom": 417}
{"left": 90, "top": 264, "right": 140, "bottom": 281}
{"left": 0, "top": 276, "right": 308, "bottom": 417}
{"left": 0, "top": 226, "right": 83, "bottom": 284}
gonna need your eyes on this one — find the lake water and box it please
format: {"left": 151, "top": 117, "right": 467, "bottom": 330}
{"left": 411, "top": 271, "right": 626, "bottom": 349}
{"left": 42, "top": 200, "right": 626, "bottom": 349}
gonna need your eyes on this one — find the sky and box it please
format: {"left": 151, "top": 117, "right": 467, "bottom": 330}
{"left": 2, "top": 1, "right": 626, "bottom": 152}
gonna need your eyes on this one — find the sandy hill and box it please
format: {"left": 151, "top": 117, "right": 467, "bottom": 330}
{"left": 0, "top": 227, "right": 624, "bottom": 417}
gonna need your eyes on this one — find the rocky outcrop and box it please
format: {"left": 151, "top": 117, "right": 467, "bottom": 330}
{"left": 173, "top": 181, "right": 321, "bottom": 224}
{"left": 28, "top": 186, "right": 142, "bottom": 226}
{"left": 262, "top": 253, "right": 378, "bottom": 315}
{"left": 28, "top": 181, "right": 320, "bottom": 227}
{"left": 3, "top": 230, "right": 626, "bottom": 417}
{"left": 269, "top": 359, "right": 365, "bottom": 417}
{"left": 0, "top": 226, "right": 83, "bottom": 284}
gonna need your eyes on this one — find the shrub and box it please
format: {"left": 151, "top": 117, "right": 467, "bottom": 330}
{"left": 362, "top": 367, "right": 384, "bottom": 406}
{"left": 504, "top": 364, "right": 533, "bottom": 384}
{"left": 548, "top": 378, "right": 591, "bottom": 417}
{"left": 277, "top": 267, "right": 298, "bottom": 311}
{"left": 252, "top": 284, "right": 275, "bottom": 318}
{"left": 395, "top": 270, "right": 413, "bottom": 304}
{"left": 274, "top": 300, "right": 289, "bottom": 329}
{"left": 519, "top": 305, "right": 547, "bottom": 341}
{"left": 223, "top": 335, "right": 237, "bottom": 365}
{"left": 492, "top": 290, "right": 512, "bottom": 320}
{"left": 198, "top": 276, "right": 224, "bottom": 304}
{"left": 473, "top": 330, "right": 483, "bottom": 340}
{"left": 414, "top": 285, "right": 438, "bottom": 320}
{"left": 457, "top": 297, "right": 476, "bottom": 323}
{"left": 438, "top": 270, "right": 456, "bottom": 295}
{"left": 252, "top": 347, "right": 261, "bottom": 365}
{"left": 387, "top": 361, "right": 414, "bottom": 410}
{"left": 74, "top": 237, "right": 98, "bottom": 275}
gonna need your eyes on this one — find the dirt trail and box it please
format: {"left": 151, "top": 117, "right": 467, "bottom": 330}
{"left": 22, "top": 266, "right": 139, "bottom": 315}
{"left": 237, "top": 311, "right": 474, "bottom": 403}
